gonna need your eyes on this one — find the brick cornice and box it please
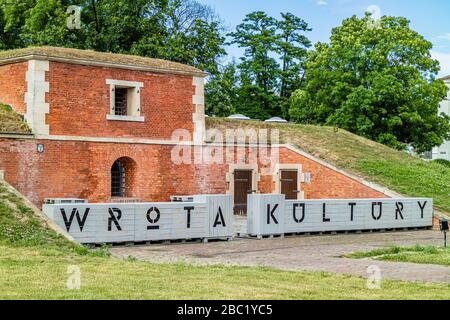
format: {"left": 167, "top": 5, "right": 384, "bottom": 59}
{"left": 0, "top": 54, "right": 207, "bottom": 77}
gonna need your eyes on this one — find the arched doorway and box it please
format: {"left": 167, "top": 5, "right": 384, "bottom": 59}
{"left": 111, "top": 157, "right": 137, "bottom": 198}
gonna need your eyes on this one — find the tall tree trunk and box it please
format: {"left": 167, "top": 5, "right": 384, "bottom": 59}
{"left": 91, "top": 0, "right": 100, "bottom": 33}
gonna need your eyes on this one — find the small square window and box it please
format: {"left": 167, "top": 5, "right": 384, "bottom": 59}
{"left": 114, "top": 88, "right": 129, "bottom": 116}
{"left": 106, "top": 79, "right": 144, "bottom": 122}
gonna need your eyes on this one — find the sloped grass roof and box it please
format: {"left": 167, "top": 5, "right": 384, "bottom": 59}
{"left": 207, "top": 118, "right": 450, "bottom": 214}
{"left": 0, "top": 46, "right": 205, "bottom": 76}
{"left": 0, "top": 103, "right": 31, "bottom": 134}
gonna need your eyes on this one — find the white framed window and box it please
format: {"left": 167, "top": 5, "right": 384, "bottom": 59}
{"left": 106, "top": 79, "right": 144, "bottom": 122}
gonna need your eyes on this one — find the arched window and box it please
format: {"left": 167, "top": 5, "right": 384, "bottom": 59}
{"left": 111, "top": 159, "right": 126, "bottom": 197}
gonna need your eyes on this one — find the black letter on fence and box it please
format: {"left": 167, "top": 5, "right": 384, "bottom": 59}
{"left": 371, "top": 202, "right": 382, "bottom": 220}
{"left": 395, "top": 202, "right": 404, "bottom": 220}
{"left": 267, "top": 204, "right": 279, "bottom": 225}
{"left": 147, "top": 207, "right": 161, "bottom": 230}
{"left": 60, "top": 208, "right": 90, "bottom": 232}
{"left": 293, "top": 203, "right": 305, "bottom": 223}
{"left": 418, "top": 201, "right": 427, "bottom": 219}
{"left": 349, "top": 203, "right": 356, "bottom": 222}
{"left": 108, "top": 208, "right": 122, "bottom": 231}
{"left": 184, "top": 206, "right": 195, "bottom": 228}
{"left": 323, "top": 203, "right": 330, "bottom": 222}
{"left": 213, "top": 206, "right": 226, "bottom": 227}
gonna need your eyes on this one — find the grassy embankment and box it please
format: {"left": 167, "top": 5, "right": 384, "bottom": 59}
{"left": 0, "top": 103, "right": 31, "bottom": 134}
{"left": 207, "top": 118, "right": 450, "bottom": 215}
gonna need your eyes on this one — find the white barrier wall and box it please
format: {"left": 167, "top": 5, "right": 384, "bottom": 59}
{"left": 248, "top": 194, "right": 433, "bottom": 236}
{"left": 43, "top": 195, "right": 233, "bottom": 244}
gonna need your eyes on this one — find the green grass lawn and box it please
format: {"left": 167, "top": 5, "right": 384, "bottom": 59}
{"left": 348, "top": 245, "right": 450, "bottom": 266}
{"left": 1, "top": 245, "right": 449, "bottom": 300}
{"left": 0, "top": 181, "right": 449, "bottom": 300}
{"left": 207, "top": 118, "right": 450, "bottom": 215}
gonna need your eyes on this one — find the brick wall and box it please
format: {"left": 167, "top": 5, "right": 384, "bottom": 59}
{"left": 0, "top": 62, "right": 27, "bottom": 113}
{"left": 277, "top": 148, "right": 385, "bottom": 199}
{"left": 0, "top": 58, "right": 387, "bottom": 209}
{"left": 46, "top": 62, "right": 195, "bottom": 140}
{"left": 0, "top": 138, "right": 387, "bottom": 207}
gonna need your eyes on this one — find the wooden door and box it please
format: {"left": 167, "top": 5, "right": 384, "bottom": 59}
{"left": 280, "top": 170, "right": 298, "bottom": 200}
{"left": 234, "top": 170, "right": 253, "bottom": 215}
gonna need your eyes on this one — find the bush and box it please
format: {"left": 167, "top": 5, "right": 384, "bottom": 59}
{"left": 433, "top": 159, "right": 450, "bottom": 168}
{"left": 0, "top": 103, "right": 13, "bottom": 112}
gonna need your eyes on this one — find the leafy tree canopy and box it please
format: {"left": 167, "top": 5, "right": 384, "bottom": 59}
{"left": 0, "top": 0, "right": 226, "bottom": 75}
{"left": 211, "top": 11, "right": 311, "bottom": 120}
{"left": 290, "top": 14, "right": 450, "bottom": 152}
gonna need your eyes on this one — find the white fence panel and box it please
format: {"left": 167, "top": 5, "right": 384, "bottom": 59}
{"left": 248, "top": 194, "right": 285, "bottom": 236}
{"left": 134, "top": 203, "right": 207, "bottom": 241}
{"left": 248, "top": 196, "right": 433, "bottom": 237}
{"left": 194, "top": 195, "right": 234, "bottom": 239}
{"left": 43, "top": 195, "right": 233, "bottom": 244}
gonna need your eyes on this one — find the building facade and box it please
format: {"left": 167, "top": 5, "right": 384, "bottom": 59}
{"left": 431, "top": 77, "right": 450, "bottom": 161}
{"left": 0, "top": 47, "right": 390, "bottom": 212}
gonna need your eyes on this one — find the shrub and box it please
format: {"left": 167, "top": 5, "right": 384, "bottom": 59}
{"left": 432, "top": 159, "right": 450, "bottom": 168}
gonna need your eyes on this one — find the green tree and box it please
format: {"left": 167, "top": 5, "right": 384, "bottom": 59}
{"left": 0, "top": 0, "right": 226, "bottom": 75}
{"left": 228, "top": 11, "right": 281, "bottom": 119}
{"left": 205, "top": 60, "right": 238, "bottom": 117}
{"left": 222, "top": 11, "right": 311, "bottom": 120}
{"left": 277, "top": 12, "right": 311, "bottom": 118}
{"left": 290, "top": 14, "right": 450, "bottom": 152}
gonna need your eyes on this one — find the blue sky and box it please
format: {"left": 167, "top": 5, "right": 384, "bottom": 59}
{"left": 198, "top": 0, "right": 450, "bottom": 76}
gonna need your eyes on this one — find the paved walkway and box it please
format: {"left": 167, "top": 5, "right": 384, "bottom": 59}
{"left": 110, "top": 230, "right": 450, "bottom": 284}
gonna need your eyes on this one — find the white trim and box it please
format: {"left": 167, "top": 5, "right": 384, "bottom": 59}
{"left": 192, "top": 77, "right": 206, "bottom": 144}
{"left": 106, "top": 115, "right": 145, "bottom": 122}
{"left": 273, "top": 164, "right": 304, "bottom": 200}
{"left": 24, "top": 60, "right": 49, "bottom": 135}
{"left": 106, "top": 79, "right": 143, "bottom": 117}
{"left": 226, "top": 164, "right": 260, "bottom": 196}
{"left": 34, "top": 134, "right": 192, "bottom": 145}
{"left": 106, "top": 79, "right": 144, "bottom": 88}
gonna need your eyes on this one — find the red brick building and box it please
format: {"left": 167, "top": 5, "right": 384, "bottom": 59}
{"left": 0, "top": 47, "right": 391, "bottom": 211}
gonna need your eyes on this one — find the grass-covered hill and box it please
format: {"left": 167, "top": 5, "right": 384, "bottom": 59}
{"left": 207, "top": 118, "right": 450, "bottom": 215}
{"left": 0, "top": 103, "right": 31, "bottom": 134}
{"left": 0, "top": 181, "right": 81, "bottom": 252}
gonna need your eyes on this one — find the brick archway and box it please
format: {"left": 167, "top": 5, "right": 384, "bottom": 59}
{"left": 111, "top": 157, "right": 137, "bottom": 199}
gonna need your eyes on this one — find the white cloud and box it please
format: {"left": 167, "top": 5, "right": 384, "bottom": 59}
{"left": 437, "top": 33, "right": 450, "bottom": 41}
{"left": 366, "top": 5, "right": 381, "bottom": 19}
{"left": 317, "top": 0, "right": 328, "bottom": 5}
{"left": 431, "top": 50, "right": 450, "bottom": 77}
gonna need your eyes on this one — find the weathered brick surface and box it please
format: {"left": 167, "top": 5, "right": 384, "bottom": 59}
{"left": 46, "top": 62, "right": 195, "bottom": 139}
{"left": 277, "top": 148, "right": 385, "bottom": 199}
{"left": 0, "top": 62, "right": 27, "bottom": 113}
{"left": 0, "top": 58, "right": 387, "bottom": 207}
{"left": 0, "top": 139, "right": 386, "bottom": 207}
